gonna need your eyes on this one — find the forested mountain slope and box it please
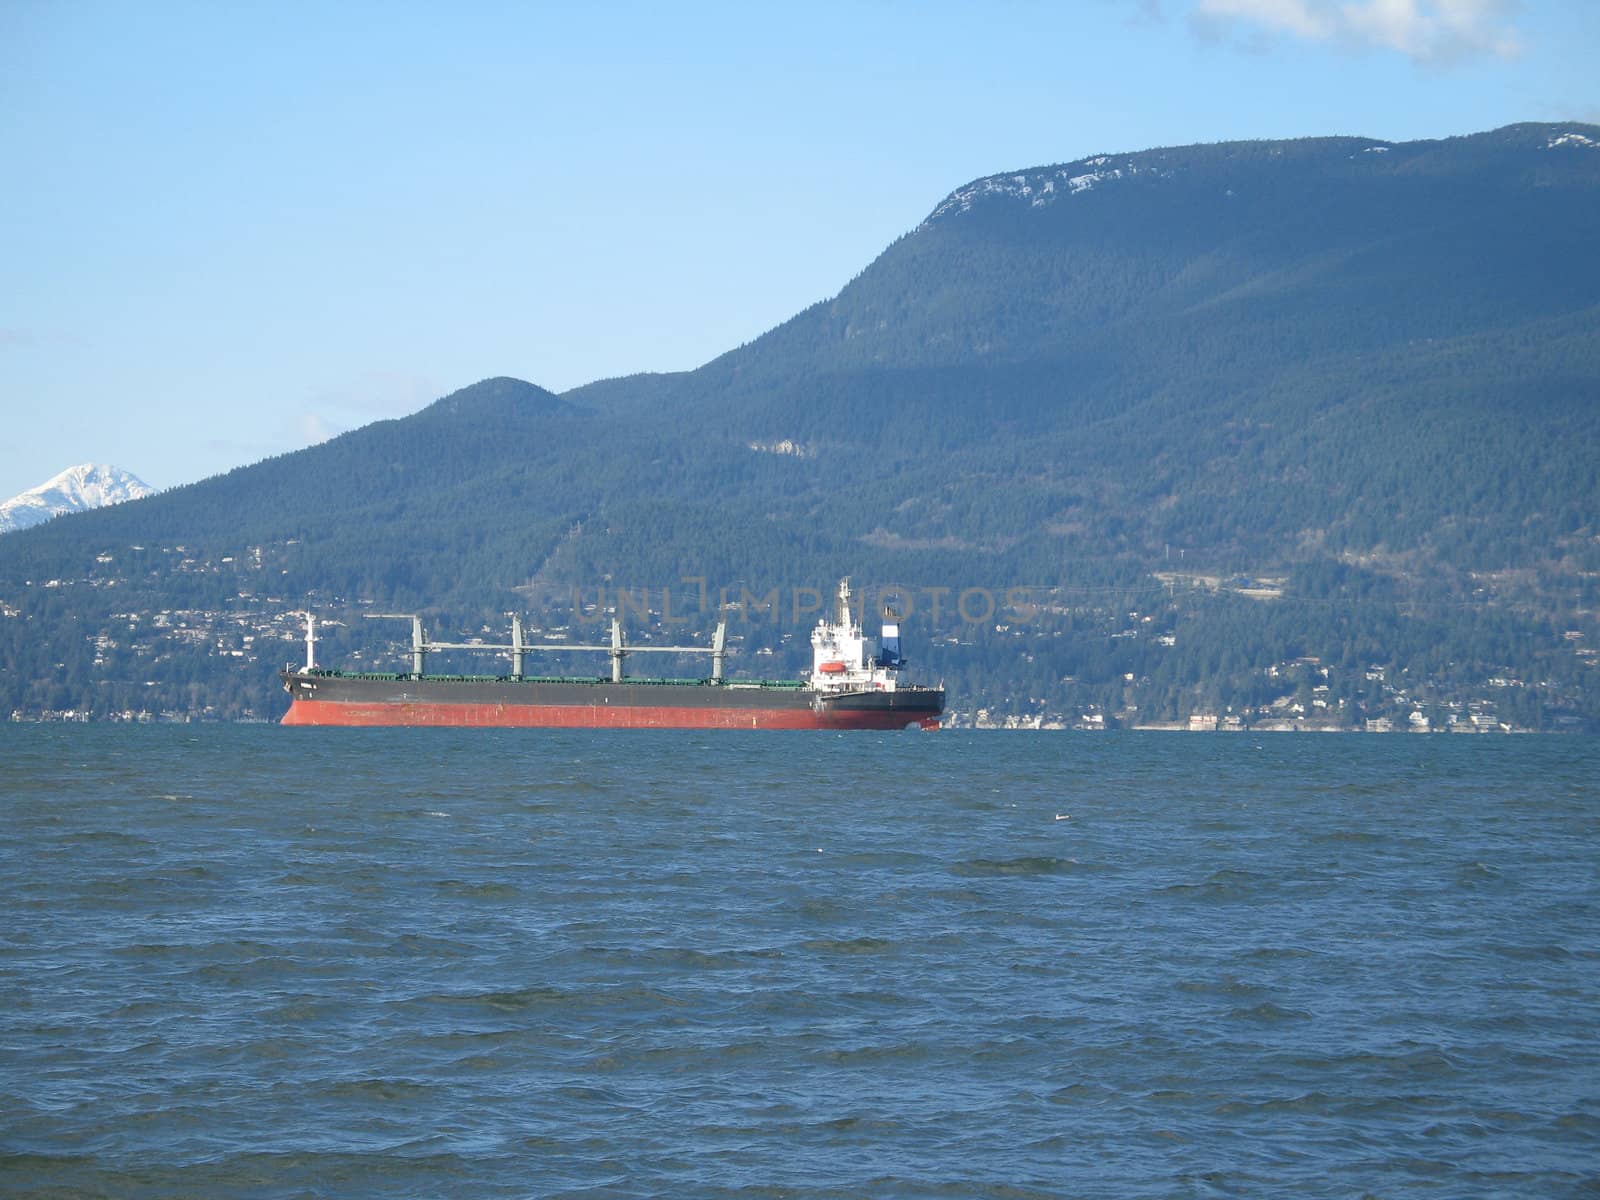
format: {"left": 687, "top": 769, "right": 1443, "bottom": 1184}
{"left": 3, "top": 124, "right": 1597, "bottom": 726}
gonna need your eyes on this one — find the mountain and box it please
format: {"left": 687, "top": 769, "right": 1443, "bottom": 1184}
{"left": 1, "top": 124, "right": 1597, "bottom": 726}
{"left": 0, "top": 464, "right": 155, "bottom": 535}
{"left": 573, "top": 122, "right": 1600, "bottom": 581}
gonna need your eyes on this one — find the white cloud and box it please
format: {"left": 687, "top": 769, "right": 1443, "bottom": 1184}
{"left": 309, "top": 370, "right": 439, "bottom": 418}
{"left": 290, "top": 371, "right": 439, "bottom": 448}
{"left": 1199, "top": 0, "right": 1336, "bottom": 39}
{"left": 1193, "top": 0, "right": 1522, "bottom": 63}
{"left": 297, "top": 412, "right": 344, "bottom": 447}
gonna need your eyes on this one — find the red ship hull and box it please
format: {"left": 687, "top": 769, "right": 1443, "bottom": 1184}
{"left": 278, "top": 670, "right": 943, "bottom": 730}
{"left": 282, "top": 697, "right": 938, "bottom": 729}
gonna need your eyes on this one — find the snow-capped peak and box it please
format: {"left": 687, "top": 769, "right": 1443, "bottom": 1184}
{"left": 0, "top": 464, "right": 156, "bottom": 534}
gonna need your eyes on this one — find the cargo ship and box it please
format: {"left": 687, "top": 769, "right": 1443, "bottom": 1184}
{"left": 279, "top": 580, "right": 943, "bottom": 729}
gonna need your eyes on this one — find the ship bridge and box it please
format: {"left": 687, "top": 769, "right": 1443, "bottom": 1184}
{"left": 810, "top": 579, "right": 904, "bottom": 693}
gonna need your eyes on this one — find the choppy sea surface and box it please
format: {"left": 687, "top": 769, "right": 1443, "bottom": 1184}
{"left": 2, "top": 728, "right": 1597, "bottom": 1199}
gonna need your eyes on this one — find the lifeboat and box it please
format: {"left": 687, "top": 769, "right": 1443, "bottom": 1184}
{"left": 817, "top": 661, "right": 847, "bottom": 675}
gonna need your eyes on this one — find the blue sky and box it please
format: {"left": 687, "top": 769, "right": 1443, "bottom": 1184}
{"left": 2, "top": 0, "right": 1596, "bottom": 500}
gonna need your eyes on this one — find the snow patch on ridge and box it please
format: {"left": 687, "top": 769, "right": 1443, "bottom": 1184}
{"left": 919, "top": 157, "right": 1168, "bottom": 227}
{"left": 0, "top": 464, "right": 156, "bottom": 534}
{"left": 747, "top": 439, "right": 814, "bottom": 459}
{"left": 1545, "top": 132, "right": 1597, "bottom": 150}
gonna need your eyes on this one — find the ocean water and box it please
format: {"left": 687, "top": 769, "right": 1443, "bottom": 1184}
{"left": 2, "top": 728, "right": 1597, "bottom": 1199}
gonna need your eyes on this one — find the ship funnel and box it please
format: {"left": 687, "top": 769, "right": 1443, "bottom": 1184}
{"left": 878, "top": 605, "right": 904, "bottom": 670}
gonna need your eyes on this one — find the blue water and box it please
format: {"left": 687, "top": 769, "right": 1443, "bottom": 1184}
{"left": 2, "top": 728, "right": 1597, "bottom": 1198}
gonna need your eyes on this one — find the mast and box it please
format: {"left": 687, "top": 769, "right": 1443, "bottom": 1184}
{"left": 611, "top": 618, "right": 626, "bottom": 683}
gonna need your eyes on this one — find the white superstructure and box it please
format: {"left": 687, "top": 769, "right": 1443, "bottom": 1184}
{"left": 809, "top": 579, "right": 904, "bottom": 693}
